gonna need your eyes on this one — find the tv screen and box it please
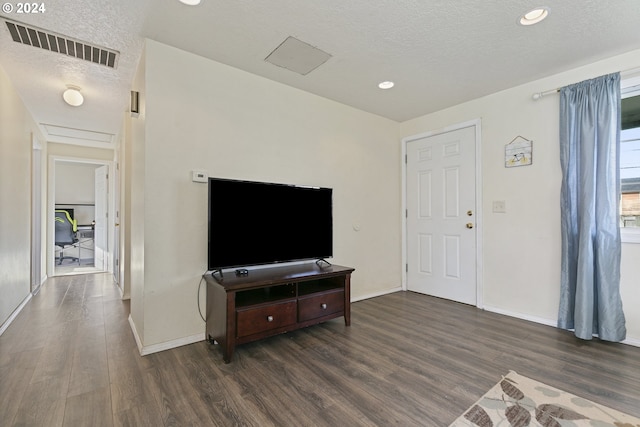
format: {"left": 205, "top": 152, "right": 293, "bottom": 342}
{"left": 208, "top": 178, "right": 333, "bottom": 271}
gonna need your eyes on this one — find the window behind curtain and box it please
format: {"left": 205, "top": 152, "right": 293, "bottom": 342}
{"left": 620, "top": 85, "right": 640, "bottom": 229}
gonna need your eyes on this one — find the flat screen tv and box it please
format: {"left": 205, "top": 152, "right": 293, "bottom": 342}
{"left": 208, "top": 178, "right": 333, "bottom": 271}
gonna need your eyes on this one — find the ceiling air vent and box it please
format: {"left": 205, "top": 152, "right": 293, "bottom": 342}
{"left": 265, "top": 36, "right": 331, "bottom": 76}
{"left": 4, "top": 18, "right": 119, "bottom": 69}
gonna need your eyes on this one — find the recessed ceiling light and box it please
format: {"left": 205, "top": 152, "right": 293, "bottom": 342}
{"left": 378, "top": 81, "right": 395, "bottom": 89}
{"left": 62, "top": 85, "right": 83, "bottom": 107}
{"left": 519, "top": 7, "right": 550, "bottom": 26}
{"left": 178, "top": 0, "right": 201, "bottom": 5}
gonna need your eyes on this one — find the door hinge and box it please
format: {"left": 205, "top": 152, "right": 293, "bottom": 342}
{"left": 405, "top": 209, "right": 408, "bottom": 218}
{"left": 405, "top": 154, "right": 407, "bottom": 164}
{"left": 406, "top": 264, "right": 408, "bottom": 273}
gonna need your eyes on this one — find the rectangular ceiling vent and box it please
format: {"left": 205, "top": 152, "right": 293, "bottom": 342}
{"left": 4, "top": 18, "right": 119, "bottom": 69}
{"left": 265, "top": 36, "right": 331, "bottom": 76}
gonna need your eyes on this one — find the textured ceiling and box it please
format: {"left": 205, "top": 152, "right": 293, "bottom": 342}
{"left": 0, "top": 0, "right": 149, "bottom": 146}
{"left": 1, "top": 0, "right": 640, "bottom": 146}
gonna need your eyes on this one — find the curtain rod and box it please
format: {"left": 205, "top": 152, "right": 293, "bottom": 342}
{"left": 531, "top": 66, "right": 640, "bottom": 101}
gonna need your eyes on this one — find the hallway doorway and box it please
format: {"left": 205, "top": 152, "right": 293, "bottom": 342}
{"left": 48, "top": 156, "right": 113, "bottom": 277}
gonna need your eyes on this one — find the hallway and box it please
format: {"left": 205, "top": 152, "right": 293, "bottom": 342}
{"left": 0, "top": 273, "right": 131, "bottom": 426}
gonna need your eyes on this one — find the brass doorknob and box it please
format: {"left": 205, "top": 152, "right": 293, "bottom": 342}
{"left": 466, "top": 223, "right": 474, "bottom": 229}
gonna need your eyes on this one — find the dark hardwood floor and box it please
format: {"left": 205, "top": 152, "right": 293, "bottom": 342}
{"left": 1, "top": 273, "right": 638, "bottom": 426}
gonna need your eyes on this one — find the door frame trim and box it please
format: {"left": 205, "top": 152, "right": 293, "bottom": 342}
{"left": 401, "top": 119, "right": 484, "bottom": 308}
{"left": 47, "top": 155, "right": 114, "bottom": 277}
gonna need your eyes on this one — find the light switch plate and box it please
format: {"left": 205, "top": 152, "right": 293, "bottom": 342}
{"left": 492, "top": 200, "right": 506, "bottom": 213}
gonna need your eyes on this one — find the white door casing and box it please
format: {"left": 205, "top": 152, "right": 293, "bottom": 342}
{"left": 31, "top": 135, "right": 43, "bottom": 292}
{"left": 47, "top": 156, "right": 114, "bottom": 277}
{"left": 112, "top": 161, "right": 121, "bottom": 288}
{"left": 94, "top": 165, "right": 108, "bottom": 271}
{"left": 404, "top": 122, "right": 481, "bottom": 306}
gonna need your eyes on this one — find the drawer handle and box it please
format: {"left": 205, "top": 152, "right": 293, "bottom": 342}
{"left": 267, "top": 315, "right": 274, "bottom": 322}
{"left": 321, "top": 303, "right": 327, "bottom": 310}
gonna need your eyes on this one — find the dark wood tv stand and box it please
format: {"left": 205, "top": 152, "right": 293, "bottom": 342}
{"left": 204, "top": 263, "right": 354, "bottom": 363}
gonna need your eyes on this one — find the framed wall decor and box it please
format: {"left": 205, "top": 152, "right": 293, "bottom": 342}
{"left": 505, "top": 136, "right": 533, "bottom": 167}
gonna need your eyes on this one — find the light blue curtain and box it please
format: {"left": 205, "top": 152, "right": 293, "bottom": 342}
{"left": 558, "top": 72, "right": 626, "bottom": 342}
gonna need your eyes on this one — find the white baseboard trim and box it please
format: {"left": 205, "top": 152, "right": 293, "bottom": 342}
{"left": 483, "top": 305, "right": 639, "bottom": 348}
{"left": 123, "top": 293, "right": 639, "bottom": 354}
{"left": 30, "top": 275, "right": 48, "bottom": 297}
{"left": 352, "top": 286, "right": 403, "bottom": 303}
{"left": 0, "top": 293, "right": 33, "bottom": 336}
{"left": 128, "top": 314, "right": 144, "bottom": 354}
{"left": 483, "top": 305, "right": 557, "bottom": 328}
{"left": 115, "top": 279, "right": 130, "bottom": 299}
{"left": 128, "top": 315, "right": 205, "bottom": 356}
{"left": 123, "top": 286, "right": 400, "bottom": 356}
{"left": 139, "top": 333, "right": 205, "bottom": 356}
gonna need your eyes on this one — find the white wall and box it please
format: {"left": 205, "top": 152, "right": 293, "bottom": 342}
{"left": 129, "top": 40, "right": 401, "bottom": 349}
{"left": 55, "top": 162, "right": 98, "bottom": 224}
{"left": 48, "top": 142, "right": 114, "bottom": 161}
{"left": 127, "top": 41, "right": 639, "bottom": 351}
{"left": 128, "top": 45, "right": 147, "bottom": 342}
{"left": 56, "top": 162, "right": 96, "bottom": 202}
{"left": 0, "top": 64, "right": 43, "bottom": 329}
{"left": 621, "top": 243, "right": 640, "bottom": 341}
{"left": 400, "top": 49, "right": 640, "bottom": 344}
{"left": 47, "top": 143, "right": 116, "bottom": 231}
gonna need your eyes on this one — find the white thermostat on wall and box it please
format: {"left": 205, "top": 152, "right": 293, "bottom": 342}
{"left": 192, "top": 170, "right": 208, "bottom": 183}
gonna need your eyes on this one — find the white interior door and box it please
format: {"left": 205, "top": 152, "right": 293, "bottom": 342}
{"left": 112, "top": 161, "right": 120, "bottom": 287}
{"left": 94, "top": 165, "right": 108, "bottom": 271}
{"left": 406, "top": 125, "right": 477, "bottom": 305}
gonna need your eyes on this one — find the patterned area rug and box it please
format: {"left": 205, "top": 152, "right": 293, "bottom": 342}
{"left": 450, "top": 371, "right": 640, "bottom": 427}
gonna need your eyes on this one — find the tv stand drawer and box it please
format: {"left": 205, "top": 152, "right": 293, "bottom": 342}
{"left": 236, "top": 300, "right": 297, "bottom": 338}
{"left": 298, "top": 289, "right": 344, "bottom": 322}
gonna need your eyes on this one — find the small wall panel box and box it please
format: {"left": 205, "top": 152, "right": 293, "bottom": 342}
{"left": 192, "top": 171, "right": 208, "bottom": 183}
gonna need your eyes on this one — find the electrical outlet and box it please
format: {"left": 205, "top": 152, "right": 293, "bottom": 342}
{"left": 492, "top": 200, "right": 506, "bottom": 213}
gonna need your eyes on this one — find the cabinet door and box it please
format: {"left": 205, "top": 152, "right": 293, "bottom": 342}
{"left": 298, "top": 290, "right": 344, "bottom": 322}
{"left": 236, "top": 300, "right": 297, "bottom": 338}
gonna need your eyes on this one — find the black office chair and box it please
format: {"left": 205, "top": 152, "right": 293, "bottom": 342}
{"left": 55, "top": 210, "right": 79, "bottom": 265}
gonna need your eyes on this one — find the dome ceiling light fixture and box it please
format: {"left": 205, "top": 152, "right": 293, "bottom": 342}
{"left": 63, "top": 85, "right": 84, "bottom": 107}
{"left": 519, "top": 7, "right": 550, "bottom": 26}
{"left": 378, "top": 81, "right": 395, "bottom": 89}
{"left": 178, "top": 0, "right": 201, "bottom": 5}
